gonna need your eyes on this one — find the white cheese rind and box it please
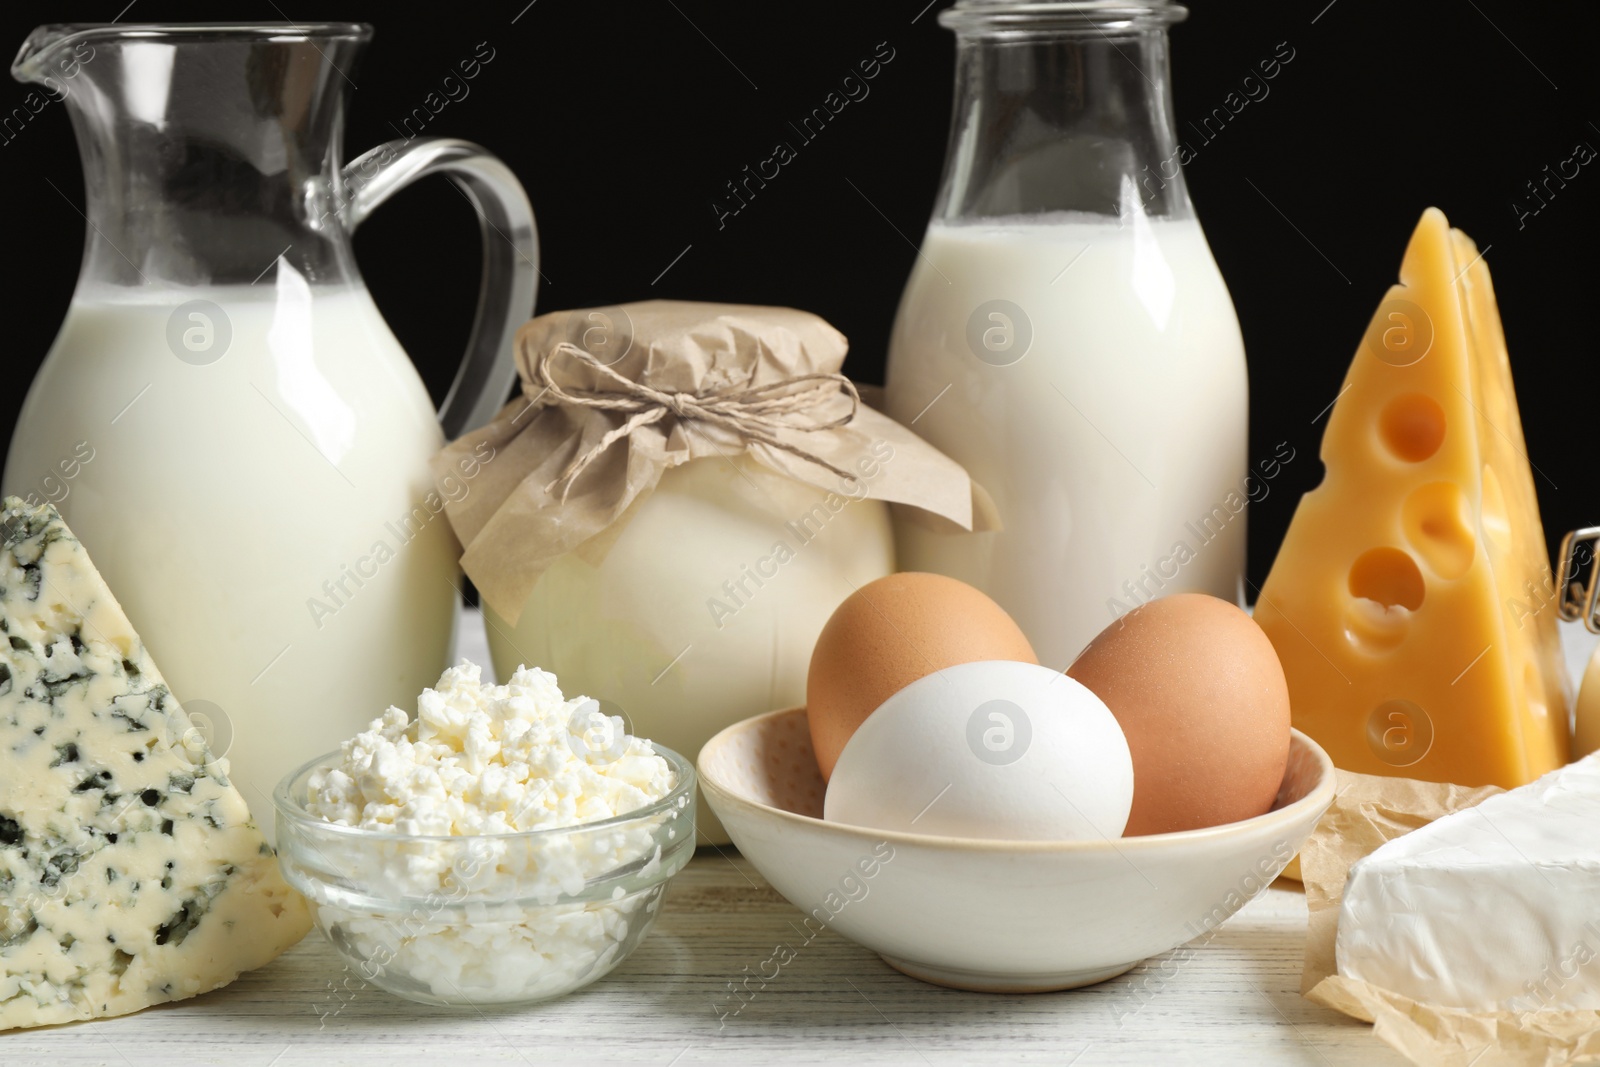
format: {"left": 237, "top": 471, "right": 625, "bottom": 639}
{"left": 0, "top": 497, "right": 310, "bottom": 1030}
{"left": 1336, "top": 753, "right": 1600, "bottom": 1010}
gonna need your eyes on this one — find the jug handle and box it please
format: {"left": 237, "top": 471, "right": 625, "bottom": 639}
{"left": 341, "top": 138, "right": 538, "bottom": 439}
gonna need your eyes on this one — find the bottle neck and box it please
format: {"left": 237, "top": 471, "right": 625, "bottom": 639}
{"left": 933, "top": 18, "right": 1191, "bottom": 224}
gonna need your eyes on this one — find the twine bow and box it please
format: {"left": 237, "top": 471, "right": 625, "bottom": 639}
{"left": 533, "top": 342, "right": 862, "bottom": 500}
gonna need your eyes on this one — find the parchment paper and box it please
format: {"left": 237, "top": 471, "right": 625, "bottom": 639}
{"left": 1301, "top": 770, "right": 1600, "bottom": 1065}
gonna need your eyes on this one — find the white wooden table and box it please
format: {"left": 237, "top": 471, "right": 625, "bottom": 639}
{"left": 11, "top": 613, "right": 1596, "bottom": 1066}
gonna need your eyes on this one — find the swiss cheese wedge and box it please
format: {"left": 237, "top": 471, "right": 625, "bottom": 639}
{"left": 1255, "top": 208, "right": 1570, "bottom": 788}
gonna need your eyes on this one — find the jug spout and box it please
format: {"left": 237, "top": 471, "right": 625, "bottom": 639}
{"left": 14, "top": 22, "right": 372, "bottom": 291}
{"left": 11, "top": 24, "right": 98, "bottom": 91}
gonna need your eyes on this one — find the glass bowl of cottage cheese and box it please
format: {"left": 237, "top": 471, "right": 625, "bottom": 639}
{"left": 273, "top": 661, "right": 696, "bottom": 1007}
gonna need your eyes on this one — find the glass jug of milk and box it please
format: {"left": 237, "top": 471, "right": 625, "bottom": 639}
{"left": 885, "top": 0, "right": 1249, "bottom": 669}
{"left": 4, "top": 24, "right": 537, "bottom": 825}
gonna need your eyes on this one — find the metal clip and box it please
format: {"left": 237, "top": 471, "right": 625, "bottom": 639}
{"left": 1557, "top": 527, "right": 1600, "bottom": 634}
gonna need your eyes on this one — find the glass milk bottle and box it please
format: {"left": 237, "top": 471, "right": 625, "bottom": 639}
{"left": 885, "top": 0, "right": 1248, "bottom": 668}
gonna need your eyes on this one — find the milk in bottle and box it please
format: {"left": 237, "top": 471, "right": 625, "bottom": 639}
{"left": 885, "top": 1, "right": 1248, "bottom": 667}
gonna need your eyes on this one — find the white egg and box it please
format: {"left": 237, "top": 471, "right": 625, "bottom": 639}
{"left": 823, "top": 660, "right": 1133, "bottom": 841}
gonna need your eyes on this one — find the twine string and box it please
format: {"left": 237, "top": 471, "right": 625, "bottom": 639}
{"left": 533, "top": 342, "right": 861, "bottom": 500}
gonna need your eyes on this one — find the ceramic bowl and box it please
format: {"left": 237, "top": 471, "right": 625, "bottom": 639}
{"left": 699, "top": 707, "right": 1334, "bottom": 993}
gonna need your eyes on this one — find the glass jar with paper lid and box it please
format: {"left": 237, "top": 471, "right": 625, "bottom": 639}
{"left": 435, "top": 301, "right": 990, "bottom": 843}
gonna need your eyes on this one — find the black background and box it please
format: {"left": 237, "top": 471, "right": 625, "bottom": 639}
{"left": 1, "top": 1, "right": 1595, "bottom": 585}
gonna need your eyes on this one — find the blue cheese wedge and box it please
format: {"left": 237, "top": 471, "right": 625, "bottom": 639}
{"left": 1336, "top": 752, "right": 1600, "bottom": 1010}
{"left": 0, "top": 497, "right": 310, "bottom": 1030}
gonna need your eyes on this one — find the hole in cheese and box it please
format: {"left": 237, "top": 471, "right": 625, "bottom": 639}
{"left": 1378, "top": 393, "right": 1447, "bottom": 462}
{"left": 1402, "top": 482, "right": 1475, "bottom": 580}
{"left": 1349, "top": 547, "right": 1426, "bottom": 611}
{"left": 1344, "top": 596, "right": 1412, "bottom": 654}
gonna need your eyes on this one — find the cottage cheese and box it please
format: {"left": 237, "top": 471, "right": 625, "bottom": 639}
{"left": 307, "top": 661, "right": 674, "bottom": 836}
{"left": 293, "top": 662, "right": 687, "bottom": 1004}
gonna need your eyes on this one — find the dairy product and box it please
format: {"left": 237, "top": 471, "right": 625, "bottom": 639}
{"left": 488, "top": 452, "right": 894, "bottom": 843}
{"left": 307, "top": 662, "right": 674, "bottom": 838}
{"left": 296, "top": 662, "right": 684, "bottom": 1004}
{"left": 3, "top": 280, "right": 459, "bottom": 835}
{"left": 1579, "top": 644, "right": 1600, "bottom": 759}
{"left": 1336, "top": 754, "right": 1600, "bottom": 1010}
{"left": 0, "top": 497, "right": 309, "bottom": 1030}
{"left": 884, "top": 214, "right": 1249, "bottom": 667}
{"left": 1255, "top": 209, "right": 1569, "bottom": 788}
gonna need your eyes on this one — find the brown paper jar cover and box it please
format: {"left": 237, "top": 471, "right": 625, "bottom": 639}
{"left": 433, "top": 300, "right": 996, "bottom": 622}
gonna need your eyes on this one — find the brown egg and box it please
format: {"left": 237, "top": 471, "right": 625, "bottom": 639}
{"left": 1067, "top": 594, "right": 1290, "bottom": 836}
{"left": 807, "top": 573, "right": 1038, "bottom": 781}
